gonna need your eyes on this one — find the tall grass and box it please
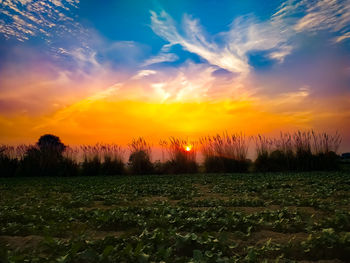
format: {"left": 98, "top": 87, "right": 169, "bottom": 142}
{"left": 200, "top": 133, "right": 250, "bottom": 172}
{"left": 159, "top": 137, "right": 198, "bottom": 174}
{"left": 128, "top": 138, "right": 153, "bottom": 174}
{"left": 81, "top": 144, "right": 124, "bottom": 176}
{"left": 0, "top": 130, "right": 343, "bottom": 176}
{"left": 254, "top": 130, "right": 341, "bottom": 172}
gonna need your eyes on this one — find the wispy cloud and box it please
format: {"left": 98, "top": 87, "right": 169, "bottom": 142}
{"left": 274, "top": 0, "right": 350, "bottom": 42}
{"left": 150, "top": 10, "right": 294, "bottom": 75}
{"left": 294, "top": 0, "right": 350, "bottom": 34}
{"left": 335, "top": 32, "right": 350, "bottom": 42}
{"left": 142, "top": 52, "right": 178, "bottom": 66}
{"left": 150, "top": 11, "right": 251, "bottom": 75}
{"left": 150, "top": 0, "right": 350, "bottom": 76}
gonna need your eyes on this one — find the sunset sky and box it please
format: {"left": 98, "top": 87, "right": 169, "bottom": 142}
{"left": 0, "top": 0, "right": 349, "bottom": 152}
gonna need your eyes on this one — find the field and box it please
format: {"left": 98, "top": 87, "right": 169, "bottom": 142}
{"left": 1, "top": 172, "right": 350, "bottom": 262}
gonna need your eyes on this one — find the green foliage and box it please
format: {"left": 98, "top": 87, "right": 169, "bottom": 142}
{"left": 0, "top": 172, "right": 350, "bottom": 262}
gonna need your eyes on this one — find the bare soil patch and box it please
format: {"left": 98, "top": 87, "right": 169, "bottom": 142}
{"left": 250, "top": 230, "right": 308, "bottom": 245}
{"left": 85, "top": 230, "right": 125, "bottom": 240}
{"left": 0, "top": 235, "right": 44, "bottom": 251}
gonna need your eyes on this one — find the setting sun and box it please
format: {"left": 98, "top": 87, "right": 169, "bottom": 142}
{"left": 185, "top": 145, "right": 192, "bottom": 152}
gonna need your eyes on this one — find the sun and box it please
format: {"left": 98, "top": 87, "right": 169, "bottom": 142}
{"left": 185, "top": 145, "right": 192, "bottom": 152}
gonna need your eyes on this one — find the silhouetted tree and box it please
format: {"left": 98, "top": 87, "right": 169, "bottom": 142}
{"left": 19, "top": 134, "right": 78, "bottom": 176}
{"left": 37, "top": 134, "right": 66, "bottom": 156}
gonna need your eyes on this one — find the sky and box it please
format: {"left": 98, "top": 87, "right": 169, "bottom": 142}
{"left": 0, "top": 0, "right": 349, "bottom": 152}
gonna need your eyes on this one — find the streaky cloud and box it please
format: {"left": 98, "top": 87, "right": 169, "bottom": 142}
{"left": 0, "top": 0, "right": 80, "bottom": 42}
{"left": 150, "top": 0, "right": 350, "bottom": 77}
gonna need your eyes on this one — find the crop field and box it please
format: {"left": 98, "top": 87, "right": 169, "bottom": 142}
{"left": 1, "top": 172, "right": 350, "bottom": 262}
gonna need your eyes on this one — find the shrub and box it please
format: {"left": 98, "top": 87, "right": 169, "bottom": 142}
{"left": 19, "top": 146, "right": 43, "bottom": 176}
{"left": 57, "top": 157, "right": 79, "bottom": 177}
{"left": 128, "top": 138, "right": 153, "bottom": 174}
{"left": 81, "top": 156, "right": 101, "bottom": 176}
{"left": 0, "top": 145, "right": 19, "bottom": 177}
{"left": 102, "top": 156, "right": 124, "bottom": 175}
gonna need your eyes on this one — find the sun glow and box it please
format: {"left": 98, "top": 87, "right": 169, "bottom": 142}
{"left": 185, "top": 145, "right": 192, "bottom": 152}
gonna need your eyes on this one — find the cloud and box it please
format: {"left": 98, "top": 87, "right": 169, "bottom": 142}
{"left": 132, "top": 69, "right": 157, "bottom": 79}
{"left": 335, "top": 32, "right": 350, "bottom": 43}
{"left": 275, "top": 0, "right": 350, "bottom": 42}
{"left": 150, "top": 11, "right": 252, "bottom": 75}
{"left": 150, "top": 10, "right": 294, "bottom": 75}
{"left": 142, "top": 52, "right": 178, "bottom": 66}
{"left": 0, "top": 0, "right": 81, "bottom": 42}
{"left": 150, "top": 0, "right": 350, "bottom": 76}
{"left": 293, "top": 0, "right": 350, "bottom": 33}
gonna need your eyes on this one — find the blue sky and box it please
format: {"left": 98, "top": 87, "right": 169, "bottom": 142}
{"left": 0, "top": 0, "right": 350, "bottom": 147}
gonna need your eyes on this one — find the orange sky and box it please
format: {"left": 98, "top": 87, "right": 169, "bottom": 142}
{"left": 1, "top": 88, "right": 349, "bottom": 154}
{"left": 1, "top": 1, "right": 350, "bottom": 153}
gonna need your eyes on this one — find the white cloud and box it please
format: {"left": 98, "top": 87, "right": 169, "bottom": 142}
{"left": 150, "top": 10, "right": 295, "bottom": 76}
{"left": 150, "top": 11, "right": 251, "bottom": 75}
{"left": 132, "top": 70, "right": 157, "bottom": 79}
{"left": 294, "top": 0, "right": 350, "bottom": 33}
{"left": 274, "top": 0, "right": 350, "bottom": 42}
{"left": 269, "top": 45, "right": 293, "bottom": 62}
{"left": 142, "top": 52, "right": 178, "bottom": 66}
{"left": 0, "top": 0, "right": 81, "bottom": 41}
{"left": 150, "top": 0, "right": 350, "bottom": 75}
{"left": 147, "top": 63, "right": 216, "bottom": 102}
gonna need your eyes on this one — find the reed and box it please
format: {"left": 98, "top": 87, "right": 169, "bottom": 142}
{"left": 80, "top": 143, "right": 125, "bottom": 176}
{"left": 199, "top": 132, "right": 250, "bottom": 173}
{"left": 254, "top": 130, "right": 341, "bottom": 172}
{"left": 159, "top": 137, "right": 198, "bottom": 174}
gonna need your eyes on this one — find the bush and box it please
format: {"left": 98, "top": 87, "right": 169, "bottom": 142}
{"left": 101, "top": 156, "right": 124, "bottom": 175}
{"left": 81, "top": 156, "right": 102, "bottom": 176}
{"left": 162, "top": 158, "right": 198, "bottom": 174}
{"left": 128, "top": 138, "right": 153, "bottom": 174}
{"left": 204, "top": 156, "right": 250, "bottom": 173}
{"left": 0, "top": 154, "right": 18, "bottom": 177}
{"left": 315, "top": 151, "right": 339, "bottom": 171}
{"left": 128, "top": 150, "right": 153, "bottom": 174}
{"left": 0, "top": 145, "right": 28, "bottom": 177}
{"left": 58, "top": 157, "right": 79, "bottom": 177}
